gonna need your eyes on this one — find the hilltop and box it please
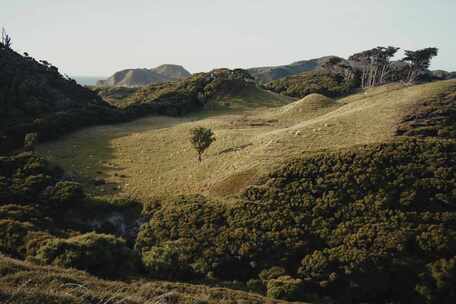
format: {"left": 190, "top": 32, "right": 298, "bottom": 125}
{"left": 248, "top": 56, "right": 345, "bottom": 83}
{"left": 0, "top": 46, "right": 124, "bottom": 153}
{"left": 96, "top": 64, "right": 191, "bottom": 87}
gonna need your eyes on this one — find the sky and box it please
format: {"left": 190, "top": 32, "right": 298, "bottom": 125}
{"left": 1, "top": 0, "right": 455, "bottom": 77}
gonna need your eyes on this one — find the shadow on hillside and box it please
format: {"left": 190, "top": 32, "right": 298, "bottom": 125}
{"left": 38, "top": 114, "right": 194, "bottom": 199}
{"left": 38, "top": 86, "right": 295, "bottom": 199}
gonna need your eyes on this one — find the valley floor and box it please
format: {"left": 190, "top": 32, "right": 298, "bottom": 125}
{"left": 37, "top": 80, "right": 456, "bottom": 201}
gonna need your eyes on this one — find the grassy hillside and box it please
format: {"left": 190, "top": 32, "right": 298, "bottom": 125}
{"left": 0, "top": 47, "right": 125, "bottom": 153}
{"left": 135, "top": 137, "right": 456, "bottom": 303}
{"left": 0, "top": 47, "right": 263, "bottom": 154}
{"left": 2, "top": 79, "right": 456, "bottom": 303}
{"left": 37, "top": 80, "right": 456, "bottom": 201}
{"left": 248, "top": 56, "right": 344, "bottom": 83}
{"left": 0, "top": 255, "right": 299, "bottom": 304}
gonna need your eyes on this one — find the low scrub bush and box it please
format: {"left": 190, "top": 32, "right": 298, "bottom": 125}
{"left": 266, "top": 276, "right": 304, "bottom": 301}
{"left": 32, "top": 232, "right": 139, "bottom": 278}
{"left": 0, "top": 219, "right": 36, "bottom": 258}
{"left": 265, "top": 70, "right": 357, "bottom": 98}
{"left": 136, "top": 138, "right": 456, "bottom": 303}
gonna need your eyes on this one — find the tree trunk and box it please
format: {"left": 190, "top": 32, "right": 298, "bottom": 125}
{"left": 198, "top": 153, "right": 202, "bottom": 162}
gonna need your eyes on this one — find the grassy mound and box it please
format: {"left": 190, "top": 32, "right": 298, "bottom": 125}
{"left": 275, "top": 94, "right": 337, "bottom": 120}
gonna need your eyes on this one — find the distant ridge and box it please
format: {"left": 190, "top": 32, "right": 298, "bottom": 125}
{"left": 247, "top": 56, "right": 345, "bottom": 83}
{"left": 97, "top": 64, "right": 191, "bottom": 87}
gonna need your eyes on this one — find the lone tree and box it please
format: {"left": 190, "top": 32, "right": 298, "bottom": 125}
{"left": 402, "top": 47, "right": 439, "bottom": 84}
{"left": 1, "top": 27, "right": 12, "bottom": 49}
{"left": 190, "top": 127, "right": 215, "bottom": 162}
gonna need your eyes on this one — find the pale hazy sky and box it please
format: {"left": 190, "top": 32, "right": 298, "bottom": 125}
{"left": 2, "top": 0, "right": 455, "bottom": 76}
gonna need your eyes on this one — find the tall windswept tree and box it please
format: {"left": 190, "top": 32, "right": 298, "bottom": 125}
{"left": 402, "top": 47, "right": 439, "bottom": 84}
{"left": 190, "top": 127, "right": 216, "bottom": 162}
{"left": 377, "top": 46, "right": 401, "bottom": 84}
{"left": 1, "top": 27, "right": 12, "bottom": 49}
{"left": 322, "top": 57, "right": 355, "bottom": 82}
{"left": 349, "top": 46, "right": 400, "bottom": 88}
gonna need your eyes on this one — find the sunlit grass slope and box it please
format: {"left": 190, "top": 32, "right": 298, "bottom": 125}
{"left": 37, "top": 80, "right": 456, "bottom": 201}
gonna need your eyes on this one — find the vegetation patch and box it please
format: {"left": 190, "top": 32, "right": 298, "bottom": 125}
{"left": 264, "top": 70, "right": 357, "bottom": 99}
{"left": 136, "top": 138, "right": 456, "bottom": 303}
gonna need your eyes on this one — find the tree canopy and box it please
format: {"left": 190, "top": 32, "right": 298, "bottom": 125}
{"left": 190, "top": 127, "right": 216, "bottom": 162}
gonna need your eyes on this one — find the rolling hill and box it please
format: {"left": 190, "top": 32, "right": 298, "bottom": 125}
{"left": 30, "top": 79, "right": 456, "bottom": 303}
{"left": 96, "top": 64, "right": 191, "bottom": 87}
{"left": 2, "top": 39, "right": 456, "bottom": 303}
{"left": 248, "top": 56, "right": 345, "bottom": 83}
{"left": 0, "top": 46, "right": 125, "bottom": 153}
{"left": 37, "top": 80, "right": 456, "bottom": 201}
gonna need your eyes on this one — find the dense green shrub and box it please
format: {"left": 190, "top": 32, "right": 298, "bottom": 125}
{"left": 396, "top": 86, "right": 456, "bottom": 140}
{"left": 264, "top": 70, "right": 358, "bottom": 98}
{"left": 416, "top": 257, "right": 456, "bottom": 304}
{"left": 258, "top": 266, "right": 286, "bottom": 283}
{"left": 136, "top": 138, "right": 456, "bottom": 303}
{"left": 0, "top": 220, "right": 36, "bottom": 258}
{"left": 32, "top": 232, "right": 139, "bottom": 278}
{"left": 0, "top": 47, "right": 125, "bottom": 153}
{"left": 42, "top": 181, "right": 85, "bottom": 207}
{"left": 0, "top": 204, "right": 52, "bottom": 228}
{"left": 266, "top": 276, "right": 304, "bottom": 301}
{"left": 142, "top": 240, "right": 197, "bottom": 280}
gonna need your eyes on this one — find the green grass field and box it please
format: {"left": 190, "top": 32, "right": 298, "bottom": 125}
{"left": 36, "top": 80, "right": 456, "bottom": 201}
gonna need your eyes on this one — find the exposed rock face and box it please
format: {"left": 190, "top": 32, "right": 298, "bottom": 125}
{"left": 248, "top": 56, "right": 346, "bottom": 83}
{"left": 97, "top": 64, "right": 191, "bottom": 87}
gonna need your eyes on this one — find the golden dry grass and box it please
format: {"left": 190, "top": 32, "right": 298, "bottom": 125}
{"left": 36, "top": 80, "right": 456, "bottom": 202}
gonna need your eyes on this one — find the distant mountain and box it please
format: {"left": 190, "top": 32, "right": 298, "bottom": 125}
{"left": 72, "top": 76, "right": 105, "bottom": 86}
{"left": 97, "top": 64, "right": 191, "bottom": 87}
{"left": 247, "top": 56, "right": 344, "bottom": 82}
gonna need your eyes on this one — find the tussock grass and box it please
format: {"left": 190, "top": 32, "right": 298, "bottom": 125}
{"left": 36, "top": 80, "right": 456, "bottom": 201}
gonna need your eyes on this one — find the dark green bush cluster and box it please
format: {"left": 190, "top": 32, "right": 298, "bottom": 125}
{"left": 136, "top": 138, "right": 456, "bottom": 303}
{"left": 0, "top": 47, "right": 125, "bottom": 153}
{"left": 397, "top": 84, "right": 456, "bottom": 140}
{"left": 0, "top": 152, "right": 142, "bottom": 278}
{"left": 264, "top": 70, "right": 358, "bottom": 98}
{"left": 31, "top": 232, "right": 139, "bottom": 278}
{"left": 124, "top": 68, "right": 256, "bottom": 117}
{"left": 0, "top": 46, "right": 258, "bottom": 154}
